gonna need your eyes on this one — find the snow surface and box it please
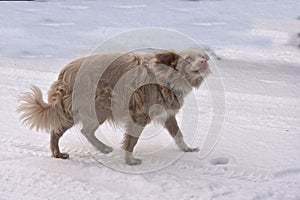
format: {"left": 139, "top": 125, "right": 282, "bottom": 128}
{"left": 1, "top": 0, "right": 300, "bottom": 199}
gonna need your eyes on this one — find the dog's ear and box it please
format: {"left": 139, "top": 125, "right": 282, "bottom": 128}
{"left": 155, "top": 52, "right": 179, "bottom": 69}
{"left": 203, "top": 52, "right": 210, "bottom": 61}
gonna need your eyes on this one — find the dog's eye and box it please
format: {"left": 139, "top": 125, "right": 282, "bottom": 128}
{"left": 185, "top": 56, "right": 193, "bottom": 63}
{"left": 201, "top": 54, "right": 210, "bottom": 60}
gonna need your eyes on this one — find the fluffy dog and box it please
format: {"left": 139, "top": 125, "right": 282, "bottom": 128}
{"left": 17, "top": 49, "right": 210, "bottom": 165}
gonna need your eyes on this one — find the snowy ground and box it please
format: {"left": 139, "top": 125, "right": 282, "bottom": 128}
{"left": 1, "top": 0, "right": 300, "bottom": 199}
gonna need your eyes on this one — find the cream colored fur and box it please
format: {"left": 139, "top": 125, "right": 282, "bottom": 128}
{"left": 17, "top": 49, "right": 210, "bottom": 164}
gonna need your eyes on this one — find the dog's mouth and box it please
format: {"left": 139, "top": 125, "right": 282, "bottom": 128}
{"left": 192, "top": 66, "right": 208, "bottom": 75}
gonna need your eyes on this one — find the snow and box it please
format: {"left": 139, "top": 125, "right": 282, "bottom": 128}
{"left": 1, "top": 0, "right": 300, "bottom": 199}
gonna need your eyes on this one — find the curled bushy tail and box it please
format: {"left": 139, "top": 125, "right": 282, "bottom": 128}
{"left": 17, "top": 85, "right": 72, "bottom": 133}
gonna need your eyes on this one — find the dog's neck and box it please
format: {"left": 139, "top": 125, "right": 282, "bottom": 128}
{"left": 165, "top": 81, "right": 183, "bottom": 98}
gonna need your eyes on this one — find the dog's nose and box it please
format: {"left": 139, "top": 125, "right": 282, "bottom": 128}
{"left": 200, "top": 60, "right": 207, "bottom": 64}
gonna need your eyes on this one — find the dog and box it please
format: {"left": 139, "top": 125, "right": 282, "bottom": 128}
{"left": 17, "top": 49, "right": 211, "bottom": 165}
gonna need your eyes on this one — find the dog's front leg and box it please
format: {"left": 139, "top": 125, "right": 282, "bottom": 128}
{"left": 164, "top": 116, "right": 199, "bottom": 152}
{"left": 122, "top": 122, "right": 145, "bottom": 165}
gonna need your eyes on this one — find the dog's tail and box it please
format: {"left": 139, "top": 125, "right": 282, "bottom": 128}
{"left": 17, "top": 85, "right": 72, "bottom": 133}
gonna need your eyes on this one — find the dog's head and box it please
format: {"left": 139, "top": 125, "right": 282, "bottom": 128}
{"left": 155, "top": 49, "right": 210, "bottom": 88}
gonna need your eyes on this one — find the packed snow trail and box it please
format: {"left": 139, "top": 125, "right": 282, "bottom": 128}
{"left": 1, "top": 0, "right": 300, "bottom": 199}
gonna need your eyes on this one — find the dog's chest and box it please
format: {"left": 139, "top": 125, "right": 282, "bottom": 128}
{"left": 148, "top": 105, "right": 178, "bottom": 124}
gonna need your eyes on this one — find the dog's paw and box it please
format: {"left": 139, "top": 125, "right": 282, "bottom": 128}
{"left": 125, "top": 152, "right": 142, "bottom": 165}
{"left": 183, "top": 147, "right": 199, "bottom": 152}
{"left": 97, "top": 145, "right": 113, "bottom": 154}
{"left": 102, "top": 146, "right": 113, "bottom": 154}
{"left": 126, "top": 157, "right": 142, "bottom": 165}
{"left": 53, "top": 152, "right": 69, "bottom": 159}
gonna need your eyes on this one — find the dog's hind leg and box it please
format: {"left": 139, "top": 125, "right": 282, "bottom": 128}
{"left": 81, "top": 128, "right": 113, "bottom": 154}
{"left": 164, "top": 116, "right": 199, "bottom": 152}
{"left": 81, "top": 116, "right": 113, "bottom": 154}
{"left": 50, "top": 127, "right": 70, "bottom": 159}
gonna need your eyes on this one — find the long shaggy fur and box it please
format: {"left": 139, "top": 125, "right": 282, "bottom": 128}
{"left": 17, "top": 49, "right": 211, "bottom": 165}
{"left": 17, "top": 85, "right": 73, "bottom": 133}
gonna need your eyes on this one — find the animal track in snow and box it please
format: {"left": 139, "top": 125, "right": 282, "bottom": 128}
{"left": 209, "top": 156, "right": 230, "bottom": 165}
{"left": 273, "top": 168, "right": 300, "bottom": 178}
{"left": 0, "top": 138, "right": 97, "bottom": 164}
